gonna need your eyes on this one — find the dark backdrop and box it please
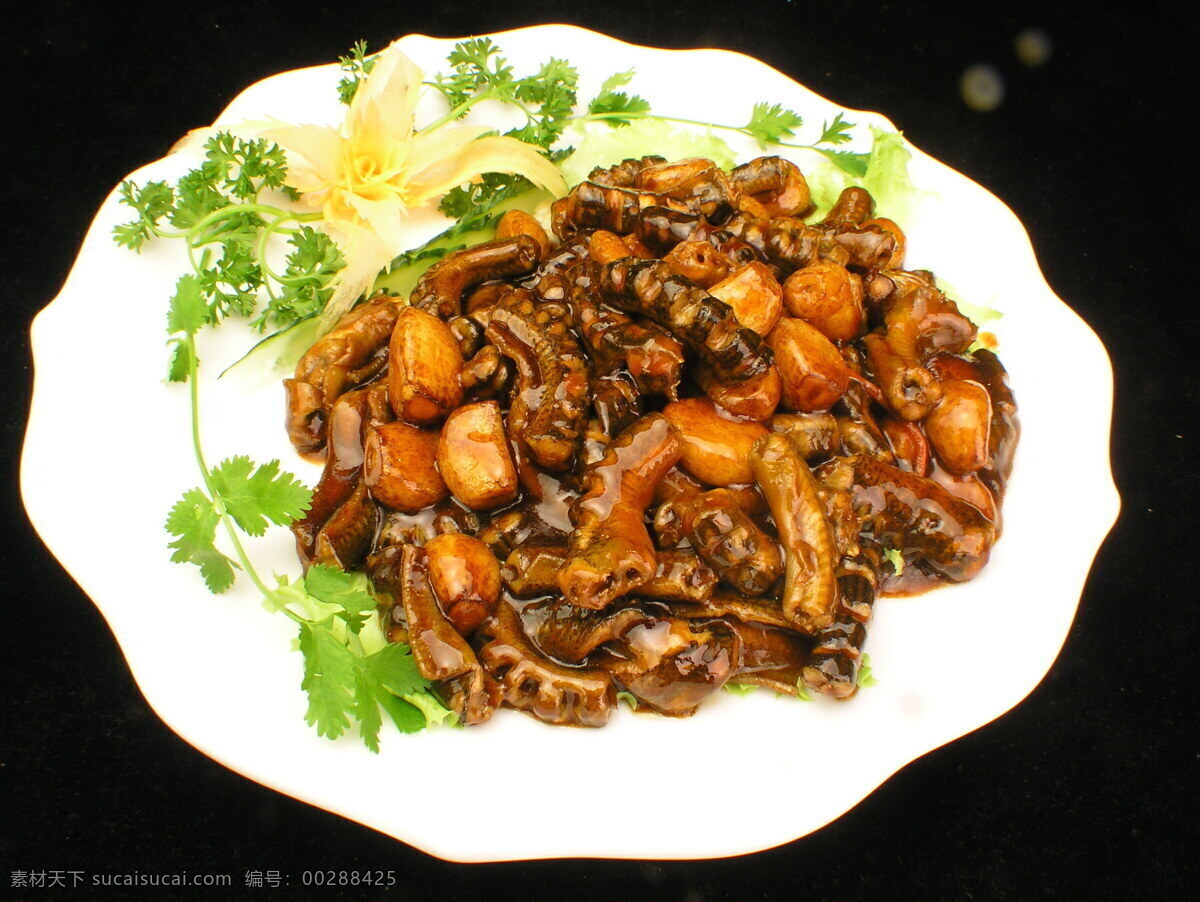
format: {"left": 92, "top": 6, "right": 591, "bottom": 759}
{"left": 4, "top": 2, "right": 1197, "bottom": 899}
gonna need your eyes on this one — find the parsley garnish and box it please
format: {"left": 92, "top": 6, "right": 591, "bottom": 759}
{"left": 116, "top": 132, "right": 339, "bottom": 343}
{"left": 337, "top": 40, "right": 378, "bottom": 105}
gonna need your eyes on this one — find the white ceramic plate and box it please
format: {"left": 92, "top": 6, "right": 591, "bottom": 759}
{"left": 21, "top": 25, "right": 1119, "bottom": 862}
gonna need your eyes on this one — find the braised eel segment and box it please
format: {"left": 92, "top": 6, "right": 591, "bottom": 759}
{"left": 730, "top": 155, "right": 811, "bottom": 218}
{"left": 529, "top": 600, "right": 663, "bottom": 665}
{"left": 569, "top": 262, "right": 686, "bottom": 399}
{"left": 749, "top": 434, "right": 839, "bottom": 633}
{"left": 285, "top": 295, "right": 399, "bottom": 454}
{"left": 587, "top": 155, "right": 667, "bottom": 188}
{"left": 723, "top": 213, "right": 833, "bottom": 273}
{"left": 635, "top": 157, "right": 739, "bottom": 223}
{"left": 803, "top": 569, "right": 876, "bottom": 700}
{"left": 410, "top": 235, "right": 543, "bottom": 319}
{"left": 558, "top": 414, "right": 684, "bottom": 610}
{"left": 400, "top": 544, "right": 498, "bottom": 725}
{"left": 293, "top": 384, "right": 392, "bottom": 565}
{"left": 971, "top": 348, "right": 1020, "bottom": 502}
{"left": 597, "top": 258, "right": 774, "bottom": 384}
{"left": 667, "top": 605, "right": 813, "bottom": 694}
{"left": 502, "top": 545, "right": 715, "bottom": 603}
{"left": 550, "top": 181, "right": 693, "bottom": 240}
{"left": 309, "top": 479, "right": 380, "bottom": 571}
{"left": 819, "top": 455, "right": 997, "bottom": 582}
{"left": 475, "top": 601, "right": 616, "bottom": 727}
{"left": 683, "top": 488, "right": 783, "bottom": 597}
{"left": 485, "top": 288, "right": 591, "bottom": 472}
{"left": 592, "top": 617, "right": 741, "bottom": 717}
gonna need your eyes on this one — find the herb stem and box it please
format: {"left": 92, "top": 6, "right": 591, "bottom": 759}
{"left": 573, "top": 110, "right": 831, "bottom": 153}
{"left": 419, "top": 83, "right": 499, "bottom": 133}
{"left": 182, "top": 333, "right": 299, "bottom": 621}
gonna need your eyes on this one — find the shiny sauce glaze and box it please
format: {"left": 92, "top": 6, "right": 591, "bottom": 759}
{"left": 285, "top": 154, "right": 1018, "bottom": 726}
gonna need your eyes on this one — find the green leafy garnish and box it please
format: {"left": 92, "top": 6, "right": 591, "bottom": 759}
{"left": 296, "top": 607, "right": 442, "bottom": 752}
{"left": 857, "top": 654, "right": 879, "bottom": 689}
{"left": 586, "top": 70, "right": 652, "bottom": 126}
{"left": 165, "top": 488, "right": 238, "bottom": 593}
{"left": 882, "top": 546, "right": 905, "bottom": 577}
{"left": 817, "top": 112, "right": 855, "bottom": 146}
{"left": 723, "top": 682, "right": 760, "bottom": 696}
{"left": 743, "top": 102, "right": 805, "bottom": 147}
{"left": 337, "top": 40, "right": 379, "bottom": 105}
{"left": 429, "top": 38, "right": 579, "bottom": 150}
{"left": 795, "top": 678, "right": 814, "bottom": 702}
{"left": 116, "top": 131, "right": 338, "bottom": 364}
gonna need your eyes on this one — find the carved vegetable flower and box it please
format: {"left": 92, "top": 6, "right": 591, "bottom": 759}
{"left": 265, "top": 41, "right": 568, "bottom": 328}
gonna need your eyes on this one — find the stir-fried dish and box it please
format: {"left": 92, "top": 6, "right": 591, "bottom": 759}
{"left": 282, "top": 154, "right": 1019, "bottom": 727}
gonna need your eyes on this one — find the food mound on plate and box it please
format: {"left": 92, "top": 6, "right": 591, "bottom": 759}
{"left": 282, "top": 154, "right": 1019, "bottom": 728}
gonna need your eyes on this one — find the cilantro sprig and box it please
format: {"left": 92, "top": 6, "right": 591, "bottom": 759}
{"left": 580, "top": 96, "right": 870, "bottom": 177}
{"left": 158, "top": 299, "right": 451, "bottom": 749}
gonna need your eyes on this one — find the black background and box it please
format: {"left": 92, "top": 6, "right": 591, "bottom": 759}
{"left": 4, "top": 2, "right": 1197, "bottom": 899}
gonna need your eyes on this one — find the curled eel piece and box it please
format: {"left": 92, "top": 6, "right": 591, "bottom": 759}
{"left": 822, "top": 186, "right": 873, "bottom": 225}
{"left": 598, "top": 258, "right": 773, "bottom": 384}
{"left": 882, "top": 276, "right": 977, "bottom": 361}
{"left": 972, "top": 348, "right": 1020, "bottom": 502}
{"left": 723, "top": 213, "right": 841, "bottom": 274}
{"left": 285, "top": 295, "right": 399, "bottom": 454}
{"left": 477, "top": 480, "right": 575, "bottom": 559}
{"left": 411, "top": 236, "right": 543, "bottom": 319}
{"left": 678, "top": 589, "right": 792, "bottom": 630}
{"left": 668, "top": 605, "right": 813, "bottom": 695}
{"left": 635, "top": 206, "right": 706, "bottom": 251}
{"left": 485, "top": 288, "right": 591, "bottom": 472}
{"left": 590, "top": 373, "right": 644, "bottom": 441}
{"left": 550, "top": 181, "right": 692, "bottom": 240}
{"left": 749, "top": 434, "right": 839, "bottom": 633}
{"left": 730, "top": 156, "right": 810, "bottom": 217}
{"left": 504, "top": 545, "right": 715, "bottom": 603}
{"left": 816, "top": 188, "right": 898, "bottom": 271}
{"left": 834, "top": 376, "right": 896, "bottom": 461}
{"left": 310, "top": 479, "right": 380, "bottom": 570}
{"left": 864, "top": 333, "right": 942, "bottom": 421}
{"left": 587, "top": 155, "right": 667, "bottom": 187}
{"left": 293, "top": 384, "right": 392, "bottom": 565}
{"left": 592, "top": 617, "right": 741, "bottom": 717}
{"left": 570, "top": 262, "right": 685, "bottom": 399}
{"left": 635, "top": 157, "right": 739, "bottom": 223}
{"left": 558, "top": 414, "right": 683, "bottom": 609}
{"left": 530, "top": 599, "right": 664, "bottom": 664}
{"left": 683, "top": 488, "right": 783, "bottom": 597}
{"left": 400, "top": 544, "right": 499, "bottom": 725}
{"left": 818, "top": 455, "right": 997, "bottom": 582}
{"left": 475, "top": 601, "right": 616, "bottom": 727}
{"left": 802, "top": 546, "right": 879, "bottom": 699}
